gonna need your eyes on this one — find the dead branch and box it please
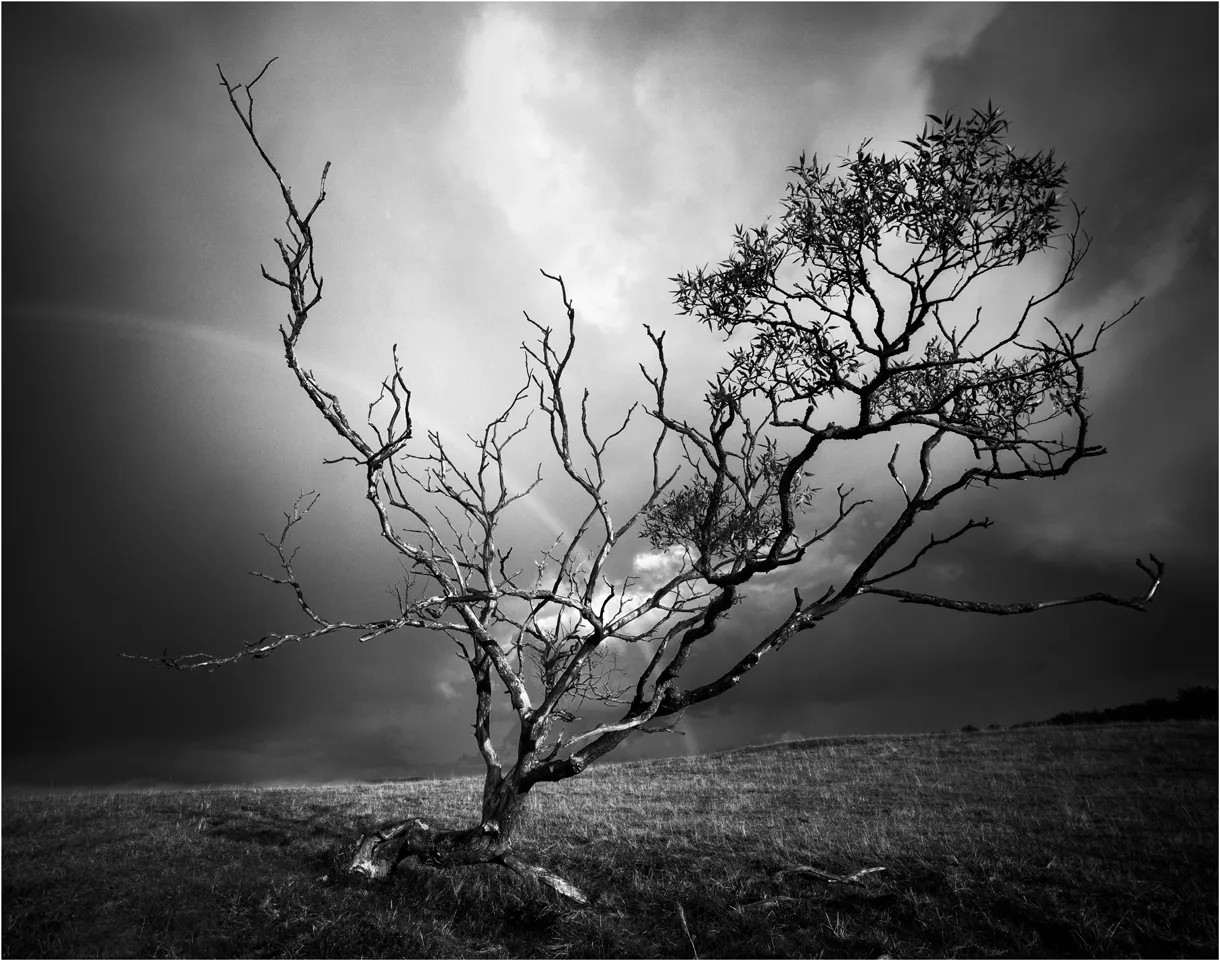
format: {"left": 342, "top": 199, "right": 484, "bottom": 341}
{"left": 860, "top": 554, "right": 1164, "bottom": 614}
{"left": 772, "top": 865, "right": 888, "bottom": 885}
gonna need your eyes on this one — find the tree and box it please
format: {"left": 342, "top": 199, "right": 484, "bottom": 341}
{"left": 133, "top": 61, "right": 1163, "bottom": 902}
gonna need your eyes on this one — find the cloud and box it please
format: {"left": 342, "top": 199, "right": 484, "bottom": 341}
{"left": 10, "top": 4, "right": 1211, "bottom": 793}
{"left": 631, "top": 545, "right": 690, "bottom": 582}
{"left": 929, "top": 562, "right": 965, "bottom": 583}
{"left": 441, "top": 5, "right": 1001, "bottom": 337}
{"left": 434, "top": 661, "right": 471, "bottom": 701}
{"left": 441, "top": 8, "right": 647, "bottom": 329}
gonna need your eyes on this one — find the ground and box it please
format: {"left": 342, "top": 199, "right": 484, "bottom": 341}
{"left": 3, "top": 721, "right": 1215, "bottom": 958}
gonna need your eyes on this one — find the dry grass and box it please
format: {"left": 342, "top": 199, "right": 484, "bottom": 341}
{"left": 3, "top": 721, "right": 1215, "bottom": 958}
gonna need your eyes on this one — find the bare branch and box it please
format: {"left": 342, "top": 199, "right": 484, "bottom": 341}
{"left": 143, "top": 83, "right": 1163, "bottom": 897}
{"left": 864, "top": 516, "right": 994, "bottom": 586}
{"left": 860, "top": 554, "right": 1164, "bottom": 613}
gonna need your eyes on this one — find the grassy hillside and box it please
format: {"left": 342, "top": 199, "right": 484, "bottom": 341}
{"left": 3, "top": 722, "right": 1215, "bottom": 958}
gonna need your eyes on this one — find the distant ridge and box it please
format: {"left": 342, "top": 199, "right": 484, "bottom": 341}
{"left": 1012, "top": 685, "right": 1218, "bottom": 729}
{"left": 708, "top": 687, "right": 1218, "bottom": 759}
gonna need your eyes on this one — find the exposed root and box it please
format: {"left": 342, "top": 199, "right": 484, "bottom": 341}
{"left": 350, "top": 818, "right": 427, "bottom": 880}
{"left": 499, "top": 852, "right": 589, "bottom": 905}
{"left": 675, "top": 901, "right": 700, "bottom": 958}
{"left": 348, "top": 817, "right": 587, "bottom": 904}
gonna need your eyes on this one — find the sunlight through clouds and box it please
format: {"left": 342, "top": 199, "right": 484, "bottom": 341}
{"left": 440, "top": 3, "right": 1004, "bottom": 347}
{"left": 9, "top": 3, "right": 1211, "bottom": 792}
{"left": 442, "top": 8, "right": 643, "bottom": 329}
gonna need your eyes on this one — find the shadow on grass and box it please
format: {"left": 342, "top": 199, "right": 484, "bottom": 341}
{"left": 202, "top": 801, "right": 350, "bottom": 850}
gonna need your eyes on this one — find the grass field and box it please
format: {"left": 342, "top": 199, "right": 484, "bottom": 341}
{"left": 3, "top": 721, "right": 1215, "bottom": 958}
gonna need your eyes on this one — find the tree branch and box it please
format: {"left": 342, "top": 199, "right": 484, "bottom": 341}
{"left": 859, "top": 554, "right": 1164, "bottom": 613}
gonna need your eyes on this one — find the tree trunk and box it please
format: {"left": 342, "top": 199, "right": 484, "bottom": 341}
{"left": 347, "top": 776, "right": 588, "bottom": 903}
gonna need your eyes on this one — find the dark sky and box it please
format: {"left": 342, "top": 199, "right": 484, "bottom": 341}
{"left": 3, "top": 3, "right": 1215, "bottom": 790}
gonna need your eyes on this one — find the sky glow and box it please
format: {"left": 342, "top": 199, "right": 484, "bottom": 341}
{"left": 3, "top": 3, "right": 1215, "bottom": 789}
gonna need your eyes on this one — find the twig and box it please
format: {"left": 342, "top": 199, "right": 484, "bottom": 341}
{"left": 675, "top": 901, "right": 699, "bottom": 959}
{"left": 772, "top": 865, "right": 887, "bottom": 885}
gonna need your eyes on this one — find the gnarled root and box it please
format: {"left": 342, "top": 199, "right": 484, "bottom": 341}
{"left": 350, "top": 817, "right": 505, "bottom": 879}
{"left": 348, "top": 818, "right": 588, "bottom": 904}
{"left": 498, "top": 852, "right": 589, "bottom": 904}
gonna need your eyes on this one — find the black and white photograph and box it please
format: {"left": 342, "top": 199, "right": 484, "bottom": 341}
{"left": 3, "top": 3, "right": 1216, "bottom": 957}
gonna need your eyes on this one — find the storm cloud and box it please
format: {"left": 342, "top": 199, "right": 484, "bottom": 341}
{"left": 3, "top": 3, "right": 1214, "bottom": 789}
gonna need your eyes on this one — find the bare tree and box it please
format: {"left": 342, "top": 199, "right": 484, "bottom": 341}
{"left": 131, "top": 63, "right": 1162, "bottom": 902}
